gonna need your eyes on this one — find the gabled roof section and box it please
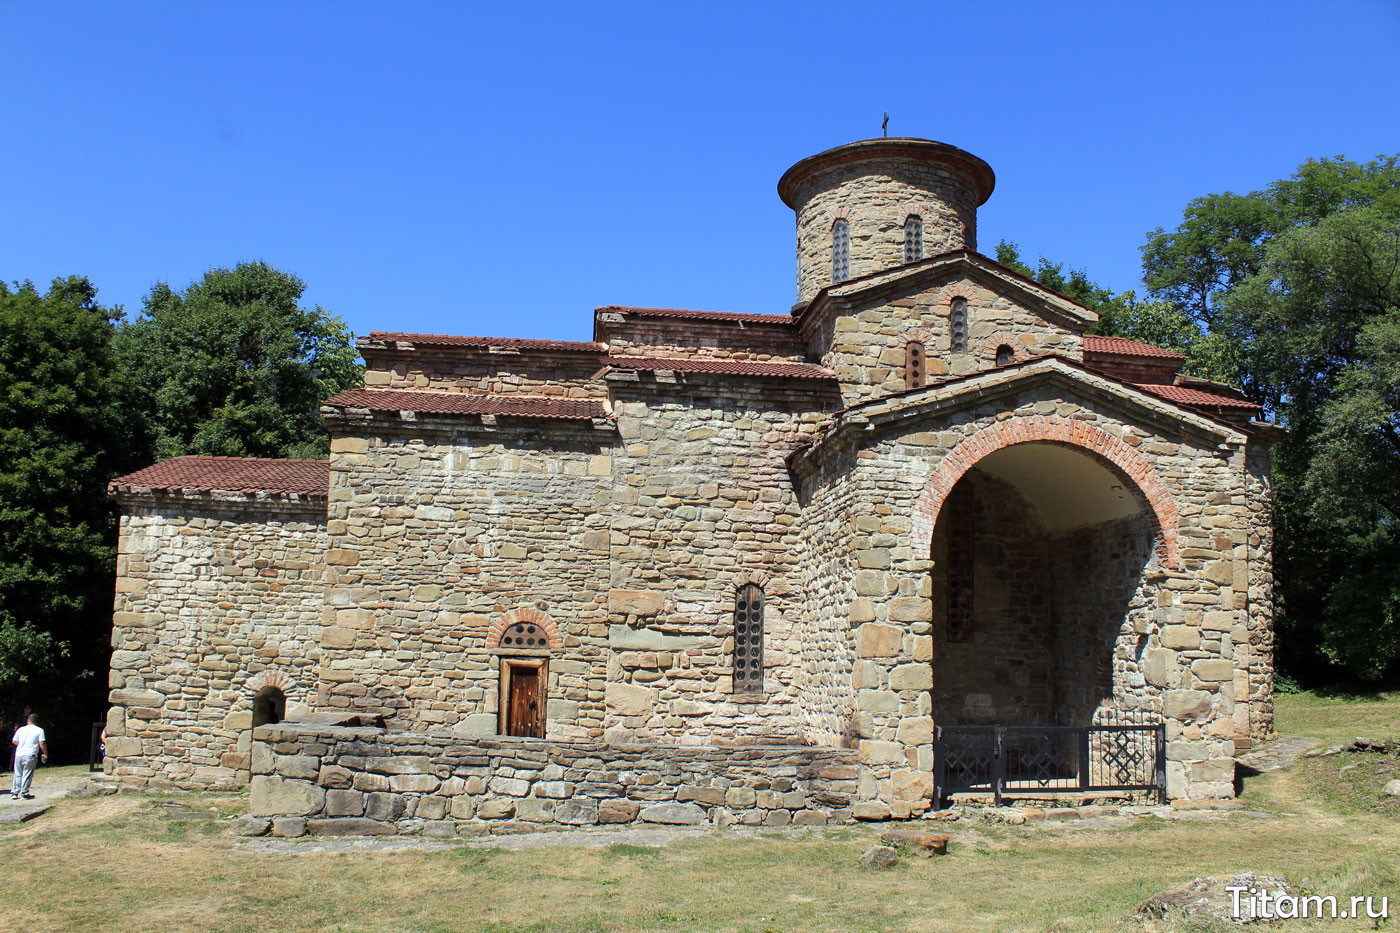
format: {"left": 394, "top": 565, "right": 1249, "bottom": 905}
{"left": 796, "top": 249, "right": 1099, "bottom": 329}
{"left": 360, "top": 333, "right": 604, "bottom": 353}
{"left": 792, "top": 356, "right": 1249, "bottom": 472}
{"left": 109, "top": 456, "right": 329, "bottom": 500}
{"left": 1083, "top": 335, "right": 1187, "bottom": 359}
{"left": 596, "top": 357, "right": 836, "bottom": 381}
{"left": 322, "top": 389, "right": 608, "bottom": 421}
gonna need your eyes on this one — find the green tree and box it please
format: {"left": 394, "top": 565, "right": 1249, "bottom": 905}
{"left": 994, "top": 240, "right": 1234, "bottom": 382}
{"left": 117, "top": 261, "right": 362, "bottom": 460}
{"left": 0, "top": 277, "right": 142, "bottom": 748}
{"left": 1223, "top": 207, "right": 1400, "bottom": 680}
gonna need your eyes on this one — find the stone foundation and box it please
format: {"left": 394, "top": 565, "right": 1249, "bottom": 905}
{"left": 249, "top": 722, "right": 859, "bottom": 836}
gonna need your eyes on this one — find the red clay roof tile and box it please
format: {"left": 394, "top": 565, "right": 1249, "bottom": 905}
{"left": 599, "top": 357, "right": 836, "bottom": 380}
{"left": 109, "top": 456, "right": 329, "bottom": 498}
{"left": 1082, "top": 335, "right": 1187, "bottom": 359}
{"left": 1135, "top": 384, "right": 1260, "bottom": 410}
{"left": 322, "top": 389, "right": 609, "bottom": 420}
{"left": 363, "top": 333, "right": 604, "bottom": 352}
{"left": 596, "top": 306, "right": 796, "bottom": 326}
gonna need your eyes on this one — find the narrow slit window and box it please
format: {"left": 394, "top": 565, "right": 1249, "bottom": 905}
{"left": 906, "top": 340, "right": 926, "bottom": 389}
{"left": 832, "top": 219, "right": 850, "bottom": 283}
{"left": 949, "top": 297, "right": 968, "bottom": 354}
{"left": 732, "top": 584, "right": 764, "bottom": 694}
{"left": 904, "top": 214, "right": 923, "bottom": 263}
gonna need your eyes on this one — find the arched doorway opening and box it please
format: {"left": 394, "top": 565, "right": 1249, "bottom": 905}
{"left": 252, "top": 686, "right": 287, "bottom": 728}
{"left": 929, "top": 441, "right": 1162, "bottom": 730}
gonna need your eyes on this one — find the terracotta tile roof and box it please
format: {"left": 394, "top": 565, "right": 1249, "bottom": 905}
{"left": 596, "top": 306, "right": 796, "bottom": 326}
{"left": 363, "top": 333, "right": 604, "bottom": 353}
{"left": 323, "top": 389, "right": 608, "bottom": 420}
{"left": 109, "top": 456, "right": 329, "bottom": 498}
{"left": 599, "top": 356, "right": 837, "bottom": 380}
{"left": 1082, "top": 335, "right": 1187, "bottom": 359}
{"left": 1135, "top": 384, "right": 1260, "bottom": 410}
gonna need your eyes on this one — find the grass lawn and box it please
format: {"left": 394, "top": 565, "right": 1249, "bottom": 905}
{"left": 2, "top": 695, "right": 1397, "bottom": 933}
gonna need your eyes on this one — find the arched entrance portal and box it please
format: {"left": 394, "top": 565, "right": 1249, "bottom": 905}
{"left": 928, "top": 442, "right": 1160, "bottom": 730}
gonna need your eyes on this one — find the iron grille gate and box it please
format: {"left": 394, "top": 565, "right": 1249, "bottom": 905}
{"left": 934, "top": 722, "right": 1166, "bottom": 806}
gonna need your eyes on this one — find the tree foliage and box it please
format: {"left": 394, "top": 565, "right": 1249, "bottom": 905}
{"left": 116, "top": 261, "right": 362, "bottom": 460}
{"left": 0, "top": 262, "right": 359, "bottom": 758}
{"left": 0, "top": 278, "right": 142, "bottom": 736}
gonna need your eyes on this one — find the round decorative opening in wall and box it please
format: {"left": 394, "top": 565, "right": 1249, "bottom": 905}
{"left": 502, "top": 622, "right": 548, "bottom": 649}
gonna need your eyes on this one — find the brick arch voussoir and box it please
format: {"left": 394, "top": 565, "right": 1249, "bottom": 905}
{"left": 911, "top": 416, "right": 1180, "bottom": 569}
{"left": 247, "top": 669, "right": 296, "bottom": 698}
{"left": 982, "top": 332, "right": 1029, "bottom": 364}
{"left": 487, "top": 607, "right": 564, "bottom": 651}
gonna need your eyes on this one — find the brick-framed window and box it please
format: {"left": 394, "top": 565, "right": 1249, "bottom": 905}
{"left": 832, "top": 219, "right": 850, "bottom": 283}
{"left": 949, "top": 297, "right": 969, "bottom": 354}
{"left": 904, "top": 214, "right": 923, "bottom": 263}
{"left": 732, "top": 584, "right": 764, "bottom": 694}
{"left": 906, "top": 340, "right": 927, "bottom": 389}
{"left": 995, "top": 343, "right": 1015, "bottom": 367}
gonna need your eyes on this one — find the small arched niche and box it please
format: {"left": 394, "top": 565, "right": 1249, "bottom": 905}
{"left": 252, "top": 686, "right": 287, "bottom": 728}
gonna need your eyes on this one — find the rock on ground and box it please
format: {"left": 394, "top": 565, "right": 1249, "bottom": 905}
{"left": 1383, "top": 780, "right": 1400, "bottom": 797}
{"left": 0, "top": 805, "right": 49, "bottom": 824}
{"left": 859, "top": 845, "right": 899, "bottom": 868}
{"left": 1134, "top": 873, "right": 1294, "bottom": 924}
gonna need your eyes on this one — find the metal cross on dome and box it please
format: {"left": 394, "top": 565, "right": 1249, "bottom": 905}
{"left": 882, "top": 112, "right": 889, "bottom": 137}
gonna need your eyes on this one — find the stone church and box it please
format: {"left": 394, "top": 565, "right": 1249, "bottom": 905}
{"left": 105, "top": 138, "right": 1278, "bottom": 832}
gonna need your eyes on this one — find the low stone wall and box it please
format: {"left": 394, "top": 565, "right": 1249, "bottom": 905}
{"left": 249, "top": 723, "right": 859, "bottom": 837}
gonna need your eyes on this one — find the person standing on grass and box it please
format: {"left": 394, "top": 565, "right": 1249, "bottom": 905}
{"left": 8, "top": 706, "right": 31, "bottom": 772}
{"left": 10, "top": 714, "right": 47, "bottom": 800}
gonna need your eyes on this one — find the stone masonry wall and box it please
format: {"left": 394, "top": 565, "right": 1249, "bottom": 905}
{"left": 595, "top": 316, "right": 807, "bottom": 362}
{"left": 794, "top": 373, "right": 1253, "bottom": 812}
{"left": 818, "top": 275, "right": 1084, "bottom": 405}
{"left": 1243, "top": 443, "right": 1276, "bottom": 742}
{"left": 603, "top": 376, "right": 838, "bottom": 744}
{"left": 930, "top": 472, "right": 1056, "bottom": 726}
{"left": 791, "top": 158, "right": 981, "bottom": 302}
{"left": 249, "top": 723, "right": 858, "bottom": 835}
{"left": 362, "top": 350, "right": 605, "bottom": 397}
{"left": 316, "top": 417, "right": 615, "bottom": 739}
{"left": 1048, "top": 513, "right": 1160, "bottom": 727}
{"left": 106, "top": 496, "right": 327, "bottom": 788}
{"left": 793, "top": 442, "right": 859, "bottom": 747}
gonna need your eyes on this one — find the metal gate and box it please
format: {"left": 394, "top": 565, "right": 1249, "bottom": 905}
{"left": 934, "top": 719, "right": 1166, "bottom": 806}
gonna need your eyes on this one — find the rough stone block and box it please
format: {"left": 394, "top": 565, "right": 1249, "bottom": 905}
{"left": 606, "top": 682, "right": 655, "bottom": 716}
{"left": 324, "top": 789, "right": 366, "bottom": 817}
{"left": 889, "top": 663, "right": 933, "bottom": 691}
{"left": 1191, "top": 659, "right": 1234, "bottom": 683}
{"left": 889, "top": 598, "right": 932, "bottom": 623}
{"left": 856, "top": 624, "right": 902, "bottom": 658}
{"left": 365, "top": 792, "right": 408, "bottom": 821}
{"left": 608, "top": 590, "right": 663, "bottom": 616}
{"left": 250, "top": 776, "right": 325, "bottom": 817}
{"left": 477, "top": 799, "right": 515, "bottom": 820}
{"left": 1165, "top": 690, "right": 1213, "bottom": 721}
{"left": 639, "top": 803, "right": 707, "bottom": 825}
{"left": 306, "top": 818, "right": 395, "bottom": 836}
{"left": 597, "top": 799, "right": 640, "bottom": 823}
{"left": 1160, "top": 626, "right": 1199, "bottom": 650}
{"left": 858, "top": 741, "right": 905, "bottom": 765}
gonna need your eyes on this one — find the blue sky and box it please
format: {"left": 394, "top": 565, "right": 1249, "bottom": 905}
{"left": 3, "top": 2, "right": 1397, "bottom": 343}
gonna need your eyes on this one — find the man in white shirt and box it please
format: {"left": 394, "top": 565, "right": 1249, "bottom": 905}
{"left": 10, "top": 714, "right": 47, "bottom": 800}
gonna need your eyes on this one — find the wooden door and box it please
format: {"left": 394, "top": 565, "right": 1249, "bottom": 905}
{"left": 506, "top": 664, "right": 543, "bottom": 738}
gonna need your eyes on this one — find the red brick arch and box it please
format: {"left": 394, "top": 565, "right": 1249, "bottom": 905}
{"left": 486, "top": 607, "right": 564, "bottom": 651}
{"left": 911, "top": 415, "right": 1180, "bottom": 568}
{"left": 981, "top": 332, "right": 1029, "bottom": 364}
{"left": 247, "top": 669, "right": 297, "bottom": 697}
